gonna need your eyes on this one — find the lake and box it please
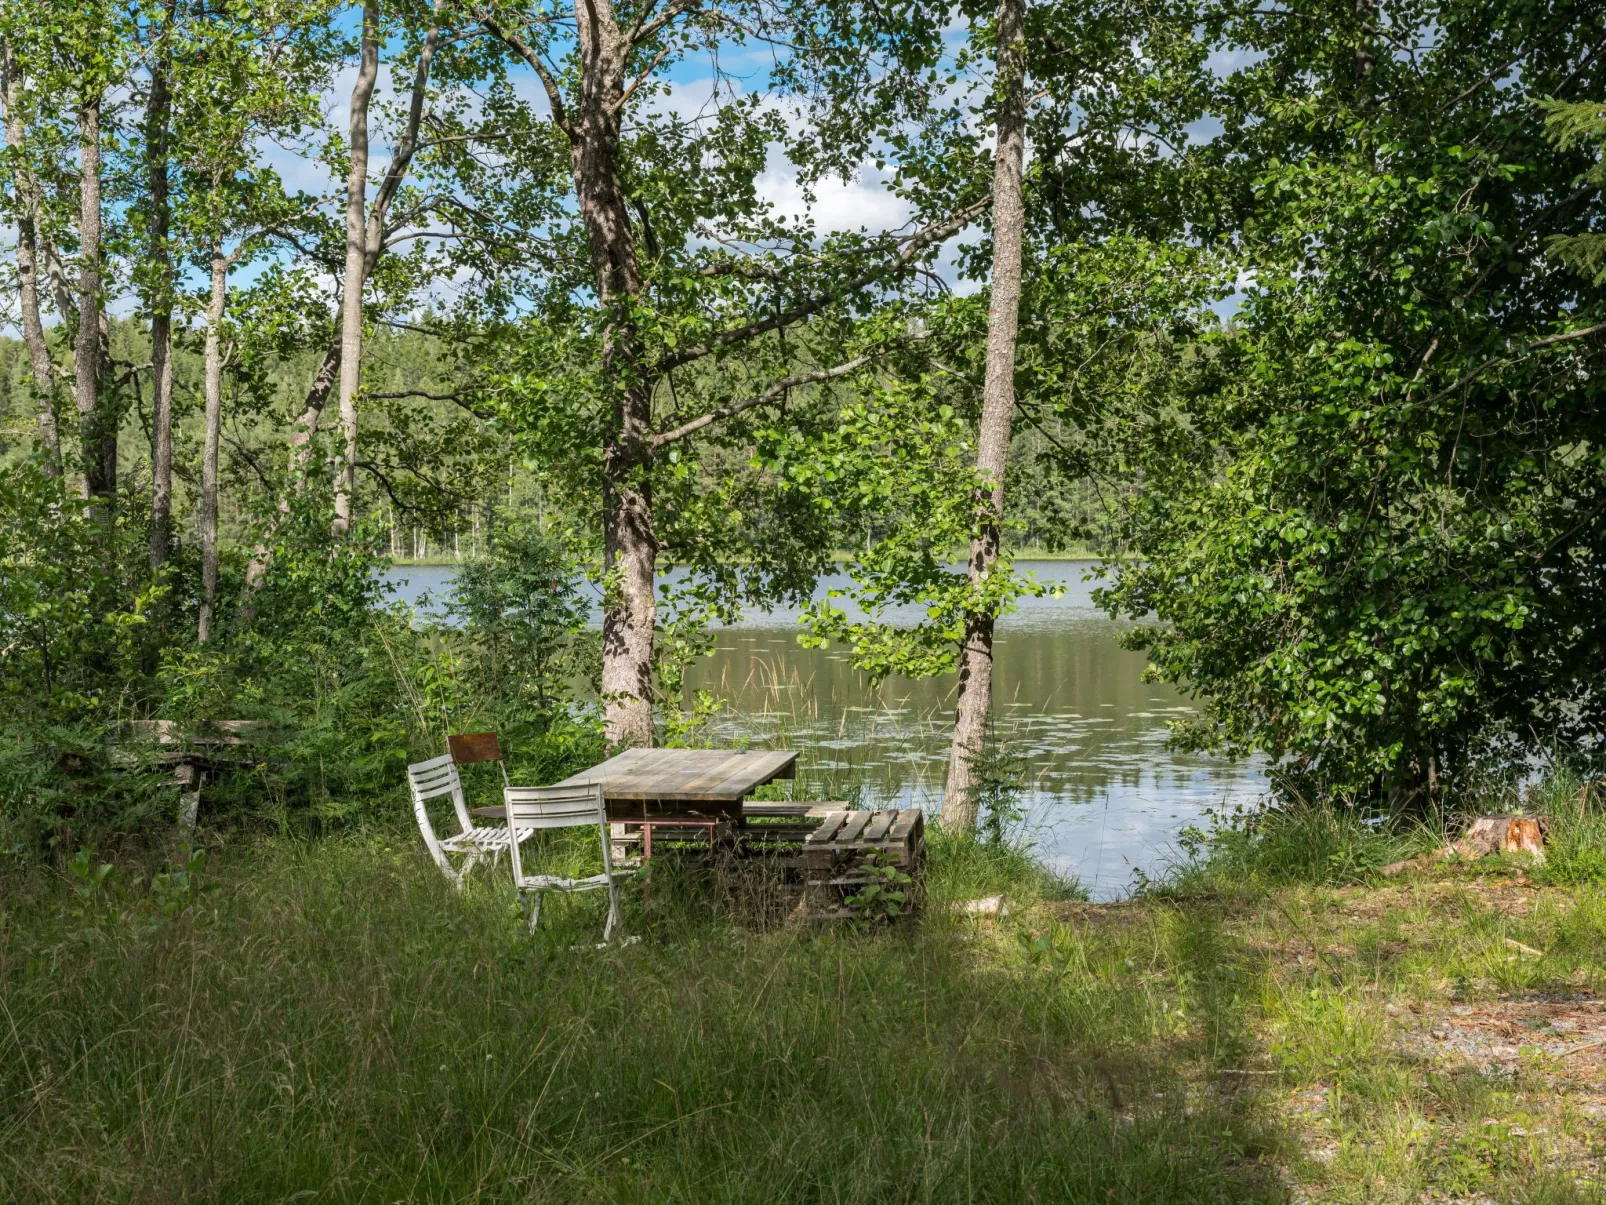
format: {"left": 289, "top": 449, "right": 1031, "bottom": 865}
{"left": 384, "top": 561, "right": 1264, "bottom": 898}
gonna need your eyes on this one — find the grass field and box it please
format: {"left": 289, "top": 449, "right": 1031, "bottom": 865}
{"left": 3, "top": 807, "right": 1605, "bottom": 1202}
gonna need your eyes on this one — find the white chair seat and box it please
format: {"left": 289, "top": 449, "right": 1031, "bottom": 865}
{"left": 441, "top": 826, "right": 521, "bottom": 854}
{"left": 408, "top": 753, "right": 522, "bottom": 889}
{"left": 514, "top": 870, "right": 632, "bottom": 892}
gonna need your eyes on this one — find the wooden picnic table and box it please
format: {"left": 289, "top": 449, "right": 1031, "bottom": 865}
{"left": 469, "top": 747, "right": 798, "bottom": 823}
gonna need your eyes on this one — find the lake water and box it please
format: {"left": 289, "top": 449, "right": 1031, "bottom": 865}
{"left": 384, "top": 561, "right": 1265, "bottom": 899}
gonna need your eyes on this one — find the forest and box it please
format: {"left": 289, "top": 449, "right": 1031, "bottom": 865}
{"left": 3, "top": 0, "right": 1606, "bottom": 1200}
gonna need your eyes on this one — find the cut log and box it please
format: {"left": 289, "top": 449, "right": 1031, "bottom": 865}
{"left": 1451, "top": 815, "right": 1545, "bottom": 863}
{"left": 1381, "top": 814, "right": 1546, "bottom": 876}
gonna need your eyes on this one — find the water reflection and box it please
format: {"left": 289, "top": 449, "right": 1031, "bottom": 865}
{"left": 385, "top": 561, "right": 1265, "bottom": 898}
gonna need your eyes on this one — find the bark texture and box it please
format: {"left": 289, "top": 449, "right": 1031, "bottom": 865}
{"left": 1, "top": 42, "right": 61, "bottom": 475}
{"left": 75, "top": 91, "right": 114, "bottom": 502}
{"left": 942, "top": 0, "right": 1027, "bottom": 831}
{"left": 571, "top": 0, "right": 656, "bottom": 748}
{"left": 332, "top": 0, "right": 379, "bottom": 537}
{"left": 198, "top": 253, "right": 228, "bottom": 644}
{"left": 145, "top": 8, "right": 175, "bottom": 569}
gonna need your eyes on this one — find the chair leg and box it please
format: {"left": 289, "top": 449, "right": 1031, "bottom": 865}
{"left": 526, "top": 891, "right": 543, "bottom": 933}
{"left": 602, "top": 879, "right": 621, "bottom": 944}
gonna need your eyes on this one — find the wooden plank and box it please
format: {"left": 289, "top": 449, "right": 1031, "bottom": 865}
{"left": 553, "top": 748, "right": 800, "bottom": 803}
{"left": 860, "top": 811, "right": 895, "bottom": 842}
{"left": 448, "top": 731, "right": 503, "bottom": 765}
{"left": 889, "top": 809, "right": 922, "bottom": 842}
{"left": 731, "top": 749, "right": 799, "bottom": 791}
{"left": 807, "top": 812, "right": 849, "bottom": 844}
{"left": 834, "top": 812, "right": 872, "bottom": 844}
{"left": 676, "top": 751, "right": 761, "bottom": 797}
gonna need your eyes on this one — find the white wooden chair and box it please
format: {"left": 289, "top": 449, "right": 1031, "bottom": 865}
{"left": 407, "top": 753, "right": 523, "bottom": 888}
{"left": 504, "top": 783, "right": 629, "bottom": 943}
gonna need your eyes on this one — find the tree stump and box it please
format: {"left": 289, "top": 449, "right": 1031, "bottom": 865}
{"left": 1451, "top": 815, "right": 1545, "bottom": 862}
{"left": 1381, "top": 814, "right": 1545, "bottom": 876}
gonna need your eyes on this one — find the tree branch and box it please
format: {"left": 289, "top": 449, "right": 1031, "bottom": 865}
{"left": 479, "top": 12, "right": 571, "bottom": 136}
{"left": 631, "top": 0, "right": 700, "bottom": 48}
{"left": 612, "top": 43, "right": 676, "bottom": 112}
{"left": 650, "top": 334, "right": 930, "bottom": 448}
{"left": 1416, "top": 322, "right": 1606, "bottom": 408}
{"left": 367, "top": 386, "right": 497, "bottom": 422}
{"left": 656, "top": 198, "right": 987, "bottom": 373}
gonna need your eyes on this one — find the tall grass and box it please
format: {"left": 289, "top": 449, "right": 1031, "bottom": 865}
{"left": 1154, "top": 799, "right": 1440, "bottom": 893}
{"left": 1527, "top": 767, "right": 1606, "bottom": 884}
{"left": 0, "top": 829, "right": 1281, "bottom": 1203}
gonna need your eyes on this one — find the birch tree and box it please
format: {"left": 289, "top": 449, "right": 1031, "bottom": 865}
{"left": 942, "top": 0, "right": 1026, "bottom": 830}
{"left": 169, "top": 2, "right": 330, "bottom": 641}
{"left": 0, "top": 34, "right": 63, "bottom": 476}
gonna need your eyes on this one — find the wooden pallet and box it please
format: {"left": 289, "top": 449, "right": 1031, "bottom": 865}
{"left": 795, "top": 809, "right": 925, "bottom": 922}
{"left": 738, "top": 801, "right": 848, "bottom": 847}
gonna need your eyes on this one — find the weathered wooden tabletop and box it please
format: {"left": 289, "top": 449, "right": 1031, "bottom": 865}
{"left": 553, "top": 747, "right": 797, "bottom": 803}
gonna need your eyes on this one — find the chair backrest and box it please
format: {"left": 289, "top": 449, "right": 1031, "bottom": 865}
{"left": 449, "top": 731, "right": 510, "bottom": 786}
{"left": 407, "top": 753, "right": 475, "bottom": 838}
{"left": 504, "top": 784, "right": 610, "bottom": 884}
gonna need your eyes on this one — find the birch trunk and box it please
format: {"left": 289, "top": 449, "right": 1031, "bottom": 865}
{"left": 568, "top": 0, "right": 655, "bottom": 747}
{"left": 75, "top": 90, "right": 113, "bottom": 502}
{"left": 941, "top": 0, "right": 1027, "bottom": 831}
{"left": 332, "top": 0, "right": 379, "bottom": 537}
{"left": 145, "top": 6, "right": 175, "bottom": 569}
{"left": 1, "top": 42, "right": 61, "bottom": 476}
{"left": 198, "top": 252, "right": 228, "bottom": 644}
{"left": 247, "top": 5, "right": 439, "bottom": 600}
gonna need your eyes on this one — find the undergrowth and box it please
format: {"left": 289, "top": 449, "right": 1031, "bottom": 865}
{"left": 0, "top": 827, "right": 1277, "bottom": 1203}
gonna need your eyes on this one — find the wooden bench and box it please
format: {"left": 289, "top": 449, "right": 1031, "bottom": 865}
{"left": 127, "top": 720, "right": 271, "bottom": 829}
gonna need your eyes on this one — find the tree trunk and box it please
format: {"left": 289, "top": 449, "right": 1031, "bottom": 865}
{"left": 569, "top": 0, "right": 655, "bottom": 747}
{"left": 198, "top": 252, "right": 227, "bottom": 644}
{"left": 332, "top": 0, "right": 379, "bottom": 537}
{"left": 75, "top": 90, "right": 113, "bottom": 503}
{"left": 246, "top": 6, "right": 438, "bottom": 601}
{"left": 1, "top": 41, "right": 61, "bottom": 476}
{"left": 941, "top": 0, "right": 1027, "bottom": 832}
{"left": 145, "top": 5, "right": 175, "bottom": 569}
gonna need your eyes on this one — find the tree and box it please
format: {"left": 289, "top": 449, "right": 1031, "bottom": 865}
{"left": 331, "top": 0, "right": 378, "bottom": 537}
{"left": 1099, "top": 0, "right": 1606, "bottom": 803}
{"left": 167, "top": 1, "right": 331, "bottom": 641}
{"left": 794, "top": 0, "right": 1212, "bottom": 828}
{"left": 139, "top": 0, "right": 178, "bottom": 571}
{"left": 943, "top": 0, "right": 1026, "bottom": 831}
{"left": 0, "top": 34, "right": 63, "bottom": 476}
{"left": 470, "top": 0, "right": 986, "bottom": 746}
